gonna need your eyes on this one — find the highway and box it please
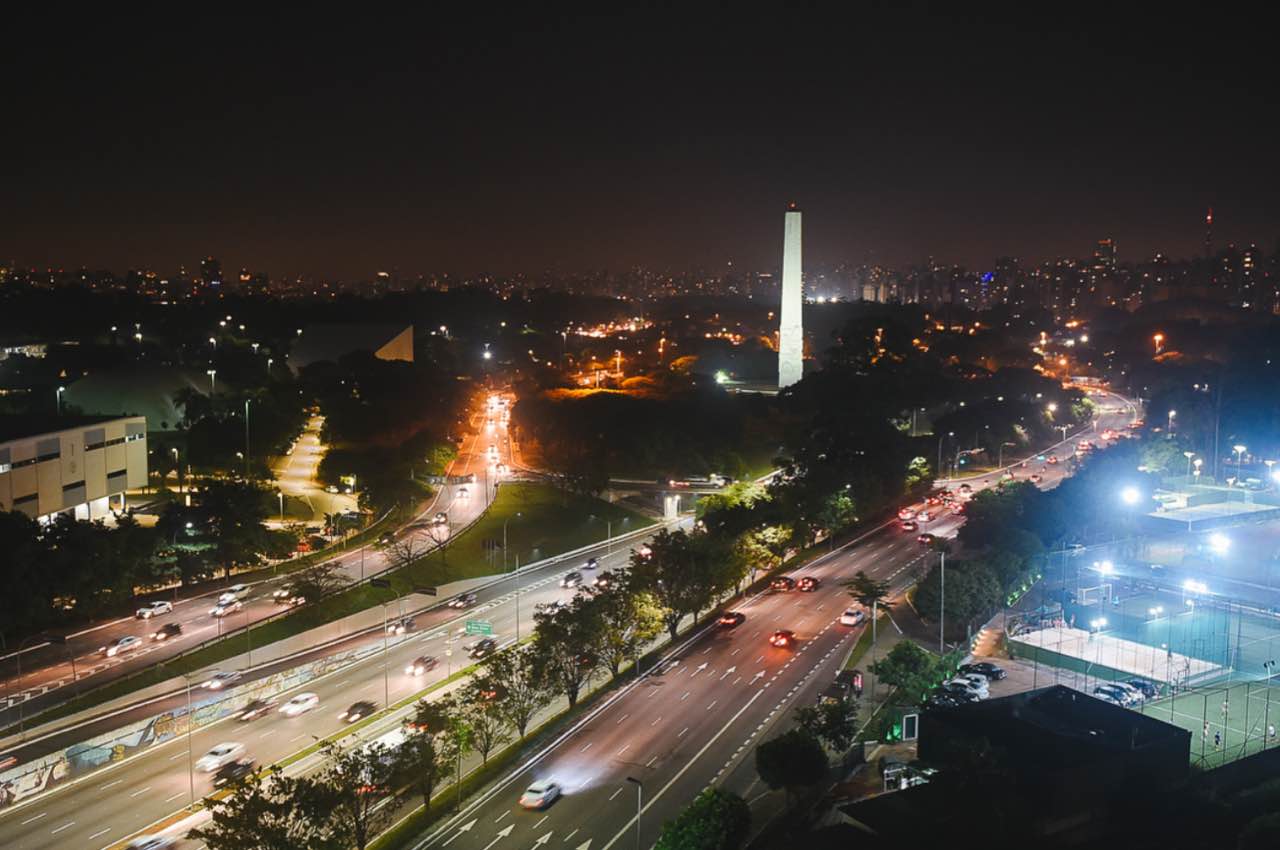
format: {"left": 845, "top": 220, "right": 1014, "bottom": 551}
{"left": 0, "top": 391, "right": 1136, "bottom": 849}
{"left": 414, "top": 391, "right": 1138, "bottom": 850}
{"left": 0, "top": 392, "right": 505, "bottom": 730}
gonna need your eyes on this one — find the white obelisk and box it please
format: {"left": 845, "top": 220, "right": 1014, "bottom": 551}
{"left": 778, "top": 203, "right": 803, "bottom": 388}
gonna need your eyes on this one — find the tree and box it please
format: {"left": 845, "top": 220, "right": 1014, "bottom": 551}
{"left": 312, "top": 741, "right": 397, "bottom": 850}
{"left": 460, "top": 678, "right": 511, "bottom": 763}
{"left": 653, "top": 788, "right": 752, "bottom": 850}
{"left": 796, "top": 699, "right": 860, "bottom": 753}
{"left": 190, "top": 770, "right": 338, "bottom": 850}
{"left": 289, "top": 559, "right": 350, "bottom": 603}
{"left": 197, "top": 479, "right": 295, "bottom": 577}
{"left": 628, "top": 529, "right": 728, "bottom": 641}
{"left": 870, "top": 640, "right": 947, "bottom": 704}
{"left": 485, "top": 645, "right": 554, "bottom": 738}
{"left": 843, "top": 570, "right": 892, "bottom": 612}
{"left": 533, "top": 596, "right": 602, "bottom": 707}
{"left": 384, "top": 535, "right": 429, "bottom": 573}
{"left": 394, "top": 728, "right": 449, "bottom": 813}
{"left": 1239, "top": 813, "right": 1280, "bottom": 849}
{"left": 580, "top": 584, "right": 663, "bottom": 676}
{"left": 755, "top": 729, "right": 828, "bottom": 804}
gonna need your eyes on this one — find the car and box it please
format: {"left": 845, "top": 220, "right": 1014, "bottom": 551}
{"left": 959, "top": 662, "right": 1007, "bottom": 681}
{"left": 1092, "top": 688, "right": 1123, "bottom": 706}
{"left": 958, "top": 483, "right": 972, "bottom": 494}
{"left": 593, "top": 571, "right": 616, "bottom": 590}
{"left": 636, "top": 543, "right": 652, "bottom": 559}
{"left": 955, "top": 672, "right": 991, "bottom": 691}
{"left": 1046, "top": 455, "right": 1059, "bottom": 465}
{"left": 797, "top": 576, "right": 821, "bottom": 592}
{"left": 487, "top": 445, "right": 498, "bottom": 457}
{"left": 917, "top": 511, "right": 932, "bottom": 522}
{"left": 1029, "top": 473, "right": 1043, "bottom": 483}
{"left": 718, "top": 611, "right": 746, "bottom": 628}
{"left": 210, "top": 599, "right": 244, "bottom": 617}
{"left": 938, "top": 683, "right": 980, "bottom": 703}
{"left": 326, "top": 484, "right": 340, "bottom": 493}
{"left": 339, "top": 700, "right": 377, "bottom": 723}
{"left": 1125, "top": 678, "right": 1160, "bottom": 700}
{"left": 448, "top": 592, "right": 478, "bottom": 609}
{"left": 519, "top": 779, "right": 562, "bottom": 809}
{"left": 405, "top": 655, "right": 439, "bottom": 676}
{"left": 925, "top": 692, "right": 964, "bottom": 710}
{"left": 470, "top": 638, "right": 498, "bottom": 659}
{"left": 1105, "top": 682, "right": 1145, "bottom": 705}
{"left": 151, "top": 622, "right": 183, "bottom": 641}
{"left": 897, "top": 508, "right": 916, "bottom": 521}
{"left": 202, "top": 670, "right": 243, "bottom": 689}
{"left": 238, "top": 698, "right": 276, "bottom": 720}
{"left": 195, "top": 742, "right": 245, "bottom": 772}
{"left": 219, "top": 584, "right": 251, "bottom": 604}
{"left": 496, "top": 463, "right": 509, "bottom": 475}
{"left": 771, "top": 576, "right": 796, "bottom": 592}
{"left": 561, "top": 571, "right": 583, "bottom": 588}
{"left": 212, "top": 758, "right": 257, "bottom": 788}
{"left": 125, "top": 836, "right": 176, "bottom": 850}
{"left": 280, "top": 692, "right": 320, "bottom": 716}
{"left": 387, "top": 617, "right": 416, "bottom": 635}
{"left": 272, "top": 585, "right": 298, "bottom": 603}
{"left": 101, "top": 635, "right": 142, "bottom": 657}
{"left": 136, "top": 600, "right": 173, "bottom": 619}
{"left": 840, "top": 608, "right": 866, "bottom": 626}
{"left": 536, "top": 599, "right": 569, "bottom": 614}
{"left": 1093, "top": 684, "right": 1139, "bottom": 706}
{"left": 433, "top": 512, "right": 449, "bottom": 526}
{"left": 900, "top": 520, "right": 919, "bottom": 532}
{"left": 769, "top": 629, "right": 796, "bottom": 648}
{"left": 457, "top": 487, "right": 470, "bottom": 499}
{"left": 945, "top": 677, "right": 989, "bottom": 699}
{"left": 584, "top": 557, "right": 599, "bottom": 569}
{"left": 378, "top": 531, "right": 396, "bottom": 546}
{"left": 917, "top": 533, "right": 937, "bottom": 545}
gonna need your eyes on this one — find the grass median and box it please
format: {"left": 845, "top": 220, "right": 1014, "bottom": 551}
{"left": 8, "top": 484, "right": 652, "bottom": 735}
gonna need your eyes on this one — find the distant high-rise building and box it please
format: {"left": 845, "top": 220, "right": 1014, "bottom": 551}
{"left": 1094, "top": 239, "right": 1117, "bottom": 271}
{"left": 200, "top": 256, "right": 222, "bottom": 287}
{"left": 778, "top": 204, "right": 803, "bottom": 389}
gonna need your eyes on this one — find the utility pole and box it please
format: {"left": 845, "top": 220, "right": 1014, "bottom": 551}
{"left": 939, "top": 551, "right": 946, "bottom": 654}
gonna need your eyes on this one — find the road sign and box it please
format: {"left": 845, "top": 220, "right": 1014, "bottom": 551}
{"left": 464, "top": 619, "right": 493, "bottom": 636}
{"left": 415, "top": 585, "right": 438, "bottom": 596}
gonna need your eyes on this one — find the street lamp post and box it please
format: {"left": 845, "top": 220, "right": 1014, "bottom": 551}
{"left": 502, "top": 512, "right": 522, "bottom": 571}
{"left": 998, "top": 441, "right": 1016, "bottom": 469}
{"left": 939, "top": 551, "right": 946, "bottom": 654}
{"left": 244, "top": 399, "right": 251, "bottom": 478}
{"left": 56, "top": 385, "right": 65, "bottom": 415}
{"left": 185, "top": 672, "right": 196, "bottom": 811}
{"left": 625, "top": 777, "right": 643, "bottom": 850}
{"left": 1234, "top": 444, "right": 1247, "bottom": 489}
{"left": 206, "top": 369, "right": 217, "bottom": 396}
{"left": 937, "top": 431, "right": 954, "bottom": 479}
{"left": 1184, "top": 451, "right": 1196, "bottom": 485}
{"left": 1167, "top": 410, "right": 1176, "bottom": 435}
{"left": 277, "top": 492, "right": 284, "bottom": 523}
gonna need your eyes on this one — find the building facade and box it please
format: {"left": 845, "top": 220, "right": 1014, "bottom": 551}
{"left": 0, "top": 416, "right": 147, "bottom": 522}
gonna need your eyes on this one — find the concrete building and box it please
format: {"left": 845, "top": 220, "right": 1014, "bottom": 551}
{"left": 0, "top": 415, "right": 148, "bottom": 522}
{"left": 777, "top": 203, "right": 804, "bottom": 388}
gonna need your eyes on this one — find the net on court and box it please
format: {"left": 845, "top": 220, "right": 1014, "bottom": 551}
{"left": 1139, "top": 680, "right": 1280, "bottom": 769}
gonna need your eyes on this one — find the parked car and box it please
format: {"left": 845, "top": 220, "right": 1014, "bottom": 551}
{"left": 945, "top": 677, "right": 989, "bottom": 700}
{"left": 136, "top": 600, "right": 173, "bottom": 619}
{"left": 1125, "top": 678, "right": 1160, "bottom": 700}
{"left": 195, "top": 742, "right": 245, "bottom": 772}
{"left": 1093, "top": 683, "right": 1140, "bottom": 706}
{"left": 925, "top": 692, "right": 964, "bottom": 710}
{"left": 937, "top": 683, "right": 980, "bottom": 703}
{"left": 519, "top": 779, "right": 562, "bottom": 809}
{"left": 470, "top": 638, "right": 498, "bottom": 660}
{"left": 771, "top": 576, "right": 796, "bottom": 592}
{"left": 959, "top": 662, "right": 1007, "bottom": 681}
{"left": 151, "top": 622, "right": 183, "bottom": 641}
{"left": 839, "top": 608, "right": 866, "bottom": 626}
{"left": 718, "top": 611, "right": 746, "bottom": 628}
{"left": 448, "top": 592, "right": 478, "bottom": 609}
{"left": 100, "top": 635, "right": 142, "bottom": 657}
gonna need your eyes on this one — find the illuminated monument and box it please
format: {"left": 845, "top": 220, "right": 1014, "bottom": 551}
{"left": 777, "top": 203, "right": 804, "bottom": 388}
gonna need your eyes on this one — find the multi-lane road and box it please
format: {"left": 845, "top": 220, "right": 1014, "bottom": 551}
{"left": 0, "top": 393, "right": 505, "bottom": 731}
{"left": 0, "top": 390, "right": 1138, "bottom": 850}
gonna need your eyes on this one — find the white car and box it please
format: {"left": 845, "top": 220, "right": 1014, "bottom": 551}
{"left": 279, "top": 692, "right": 320, "bottom": 717}
{"left": 946, "top": 677, "right": 989, "bottom": 700}
{"left": 457, "top": 487, "right": 470, "bottom": 499}
{"left": 202, "top": 670, "right": 243, "bottom": 690}
{"left": 210, "top": 599, "right": 244, "bottom": 618}
{"left": 136, "top": 600, "right": 173, "bottom": 619}
{"left": 125, "top": 836, "right": 175, "bottom": 850}
{"left": 519, "top": 779, "right": 562, "bottom": 809}
{"left": 839, "top": 608, "right": 866, "bottom": 626}
{"left": 219, "top": 584, "right": 251, "bottom": 605}
{"left": 101, "top": 635, "right": 142, "bottom": 657}
{"left": 195, "top": 742, "right": 245, "bottom": 772}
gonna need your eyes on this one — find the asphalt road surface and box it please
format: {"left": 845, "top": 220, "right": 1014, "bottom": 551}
{"left": 0, "top": 392, "right": 507, "bottom": 729}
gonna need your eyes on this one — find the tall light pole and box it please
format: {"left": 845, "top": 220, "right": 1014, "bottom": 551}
{"left": 998, "top": 441, "right": 1016, "bottom": 469}
{"left": 244, "top": 399, "right": 251, "bottom": 479}
{"left": 56, "top": 385, "right": 65, "bottom": 415}
{"left": 1184, "top": 452, "right": 1196, "bottom": 484}
{"left": 503, "top": 512, "right": 522, "bottom": 571}
{"left": 371, "top": 578, "right": 393, "bottom": 707}
{"left": 937, "top": 431, "right": 954, "bottom": 479}
{"left": 1233, "top": 444, "right": 1247, "bottom": 488}
{"left": 277, "top": 491, "right": 284, "bottom": 523}
{"left": 625, "top": 777, "right": 643, "bottom": 850}
{"left": 206, "top": 369, "right": 217, "bottom": 397}
{"left": 939, "top": 551, "right": 946, "bottom": 654}
{"left": 1167, "top": 409, "right": 1177, "bottom": 435}
{"left": 185, "top": 672, "right": 196, "bottom": 811}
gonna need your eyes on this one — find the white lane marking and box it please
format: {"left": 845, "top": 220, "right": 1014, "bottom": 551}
{"left": 616, "top": 744, "right": 630, "bottom": 756}
{"left": 89, "top": 827, "right": 112, "bottom": 840}
{"left": 650, "top": 716, "right": 662, "bottom": 726}
{"left": 101, "top": 779, "right": 123, "bottom": 789}
{"left": 679, "top": 727, "right": 688, "bottom": 737}
{"left": 534, "top": 815, "right": 549, "bottom": 829}
{"left": 680, "top": 692, "right": 689, "bottom": 701}
{"left": 565, "top": 829, "right": 579, "bottom": 842}
{"left": 707, "top": 700, "right": 717, "bottom": 711}
{"left": 50, "top": 821, "right": 76, "bottom": 835}
{"left": 129, "top": 785, "right": 152, "bottom": 798}
{"left": 168, "top": 752, "right": 185, "bottom": 761}
{"left": 22, "top": 812, "right": 47, "bottom": 825}
{"left": 609, "top": 788, "right": 624, "bottom": 801}
{"left": 165, "top": 792, "right": 185, "bottom": 803}
{"left": 495, "top": 810, "right": 511, "bottom": 823}
{"left": 616, "top": 713, "right": 628, "bottom": 725}
{"left": 646, "top": 755, "right": 657, "bottom": 767}
{"left": 581, "top": 742, "right": 593, "bottom": 753}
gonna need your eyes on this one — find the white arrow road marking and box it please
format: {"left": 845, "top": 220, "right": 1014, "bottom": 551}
{"left": 751, "top": 671, "right": 765, "bottom": 683}
{"left": 442, "top": 819, "right": 478, "bottom": 846}
{"left": 577, "top": 842, "right": 592, "bottom": 850}
{"left": 689, "top": 662, "right": 708, "bottom": 678}
{"left": 532, "top": 831, "right": 554, "bottom": 847}
{"left": 481, "top": 824, "right": 516, "bottom": 850}
{"left": 719, "top": 666, "right": 736, "bottom": 681}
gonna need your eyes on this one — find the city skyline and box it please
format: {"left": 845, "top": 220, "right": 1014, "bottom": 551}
{"left": 2, "top": 8, "right": 1276, "bottom": 279}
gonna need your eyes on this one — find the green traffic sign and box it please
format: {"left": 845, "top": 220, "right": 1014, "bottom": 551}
{"left": 464, "top": 619, "right": 493, "bottom": 636}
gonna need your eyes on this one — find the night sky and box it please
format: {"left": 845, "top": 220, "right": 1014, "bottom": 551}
{"left": 3, "top": 7, "right": 1276, "bottom": 279}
